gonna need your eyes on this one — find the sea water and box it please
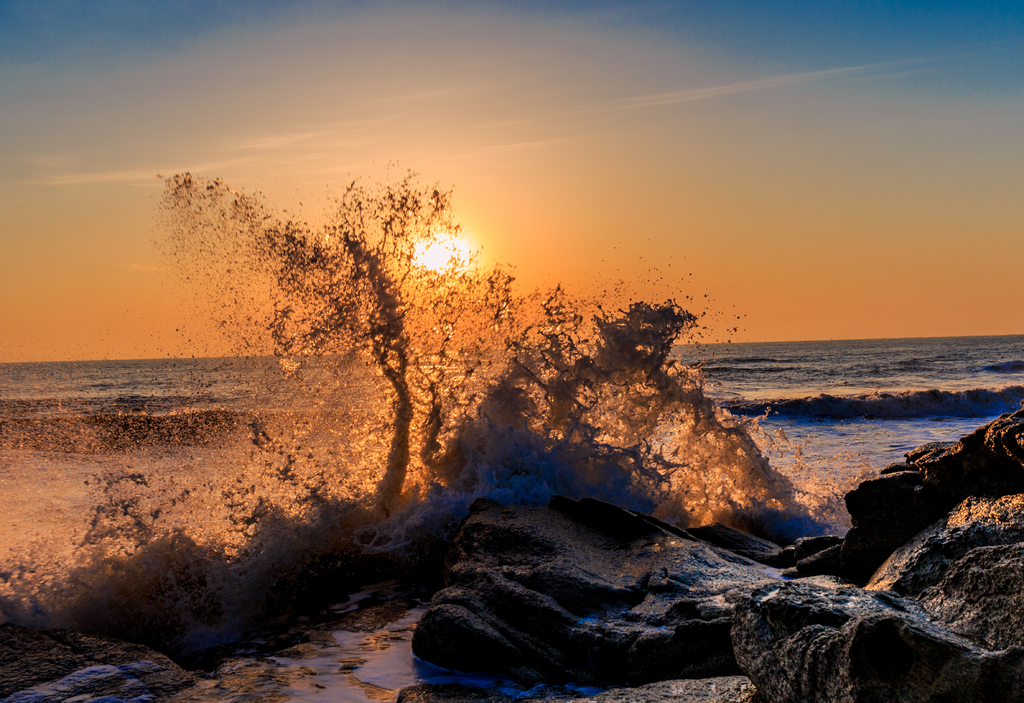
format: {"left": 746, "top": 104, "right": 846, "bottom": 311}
{"left": 2, "top": 335, "right": 1023, "bottom": 700}
{"left": 696, "top": 334, "right": 1024, "bottom": 472}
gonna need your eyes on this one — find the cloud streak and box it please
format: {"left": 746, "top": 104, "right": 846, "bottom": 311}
{"left": 23, "top": 158, "right": 255, "bottom": 186}
{"left": 610, "top": 61, "right": 910, "bottom": 110}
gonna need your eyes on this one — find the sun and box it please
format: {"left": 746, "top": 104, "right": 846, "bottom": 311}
{"left": 413, "top": 233, "right": 476, "bottom": 272}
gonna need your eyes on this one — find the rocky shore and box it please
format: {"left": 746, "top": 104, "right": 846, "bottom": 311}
{"left": 5, "top": 406, "right": 1024, "bottom": 702}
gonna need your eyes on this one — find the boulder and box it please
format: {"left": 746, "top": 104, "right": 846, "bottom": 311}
{"left": 788, "top": 543, "right": 843, "bottom": 578}
{"left": 839, "top": 471, "right": 946, "bottom": 584}
{"left": 867, "top": 493, "right": 1024, "bottom": 595}
{"left": 731, "top": 580, "right": 1024, "bottom": 703}
{"left": 920, "top": 543, "right": 1024, "bottom": 650}
{"left": 0, "top": 623, "right": 194, "bottom": 700}
{"left": 412, "top": 497, "right": 776, "bottom": 686}
{"left": 685, "top": 523, "right": 786, "bottom": 567}
{"left": 841, "top": 408, "right": 1024, "bottom": 584}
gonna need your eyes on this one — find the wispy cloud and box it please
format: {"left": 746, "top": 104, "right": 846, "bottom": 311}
{"left": 233, "top": 130, "right": 328, "bottom": 151}
{"left": 23, "top": 158, "right": 255, "bottom": 186}
{"left": 610, "top": 61, "right": 910, "bottom": 110}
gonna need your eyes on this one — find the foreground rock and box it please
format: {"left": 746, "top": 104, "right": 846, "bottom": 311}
{"left": 920, "top": 542, "right": 1024, "bottom": 650}
{"left": 398, "top": 676, "right": 762, "bottom": 702}
{"left": 867, "top": 493, "right": 1024, "bottom": 596}
{"left": 841, "top": 408, "right": 1024, "bottom": 584}
{"left": 732, "top": 580, "right": 1024, "bottom": 703}
{"left": 412, "top": 497, "right": 777, "bottom": 686}
{"left": 0, "top": 623, "right": 194, "bottom": 700}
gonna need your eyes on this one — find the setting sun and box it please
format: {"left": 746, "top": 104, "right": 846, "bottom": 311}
{"left": 413, "top": 233, "right": 475, "bottom": 272}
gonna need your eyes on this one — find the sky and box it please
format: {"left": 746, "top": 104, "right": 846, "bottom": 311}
{"left": 1, "top": 1, "right": 1023, "bottom": 361}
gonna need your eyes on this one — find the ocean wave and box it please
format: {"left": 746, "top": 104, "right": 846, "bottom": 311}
{"left": 988, "top": 361, "right": 1024, "bottom": 373}
{"left": 723, "top": 385, "right": 1024, "bottom": 419}
{"left": 704, "top": 365, "right": 799, "bottom": 374}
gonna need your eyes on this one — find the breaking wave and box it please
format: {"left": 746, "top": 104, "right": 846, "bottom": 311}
{"left": 988, "top": 361, "right": 1024, "bottom": 374}
{"left": 0, "top": 173, "right": 834, "bottom": 659}
{"left": 724, "top": 385, "right": 1024, "bottom": 419}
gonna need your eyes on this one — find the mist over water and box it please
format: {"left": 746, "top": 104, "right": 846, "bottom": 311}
{"left": 0, "top": 174, "right": 831, "bottom": 658}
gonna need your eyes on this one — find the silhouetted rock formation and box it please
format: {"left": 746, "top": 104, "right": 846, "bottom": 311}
{"left": 411, "top": 497, "right": 776, "bottom": 686}
{"left": 841, "top": 408, "right": 1024, "bottom": 584}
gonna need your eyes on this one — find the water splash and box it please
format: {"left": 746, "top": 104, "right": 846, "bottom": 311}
{"left": 0, "top": 173, "right": 825, "bottom": 657}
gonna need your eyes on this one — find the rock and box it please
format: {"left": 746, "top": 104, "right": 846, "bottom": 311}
{"left": 867, "top": 493, "right": 1024, "bottom": 595}
{"left": 841, "top": 409, "right": 1024, "bottom": 585}
{"left": 586, "top": 677, "right": 762, "bottom": 703}
{"left": 412, "top": 497, "right": 776, "bottom": 686}
{"left": 397, "top": 677, "right": 762, "bottom": 703}
{"left": 879, "top": 461, "right": 915, "bottom": 475}
{"left": 685, "top": 524, "right": 785, "bottom": 567}
{"left": 793, "top": 535, "right": 844, "bottom": 561}
{"left": 397, "top": 683, "right": 514, "bottom": 702}
{"left": 840, "top": 471, "right": 945, "bottom": 584}
{"left": 731, "top": 580, "right": 1024, "bottom": 703}
{"left": 792, "top": 543, "right": 843, "bottom": 578}
{"left": 915, "top": 410, "right": 1024, "bottom": 500}
{"left": 0, "top": 623, "right": 194, "bottom": 700}
{"left": 920, "top": 543, "right": 1024, "bottom": 650}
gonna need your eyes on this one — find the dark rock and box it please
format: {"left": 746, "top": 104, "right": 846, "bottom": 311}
{"left": 550, "top": 495, "right": 690, "bottom": 543}
{"left": 841, "top": 409, "right": 1024, "bottom": 585}
{"left": 793, "top": 535, "right": 843, "bottom": 561}
{"left": 586, "top": 677, "right": 762, "bottom": 703}
{"left": 840, "top": 471, "right": 945, "bottom": 584}
{"left": 322, "top": 597, "right": 416, "bottom": 633}
{"left": 793, "top": 543, "right": 843, "bottom": 578}
{"left": 916, "top": 410, "right": 1024, "bottom": 500}
{"left": 879, "top": 461, "right": 916, "bottom": 475}
{"left": 685, "top": 523, "right": 785, "bottom": 567}
{"left": 867, "top": 493, "right": 1024, "bottom": 595}
{"left": 397, "top": 677, "right": 762, "bottom": 703}
{"left": 0, "top": 623, "right": 194, "bottom": 700}
{"left": 397, "top": 683, "right": 514, "bottom": 702}
{"left": 732, "top": 580, "right": 1024, "bottom": 703}
{"left": 920, "top": 543, "right": 1024, "bottom": 650}
{"left": 412, "top": 497, "right": 776, "bottom": 686}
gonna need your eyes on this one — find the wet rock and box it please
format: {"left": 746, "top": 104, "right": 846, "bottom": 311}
{"left": 793, "top": 534, "right": 844, "bottom": 561}
{"left": 879, "top": 461, "right": 916, "bottom": 475}
{"left": 585, "top": 677, "right": 762, "bottom": 703}
{"left": 920, "top": 543, "right": 1024, "bottom": 650}
{"left": 412, "top": 497, "right": 776, "bottom": 686}
{"left": 791, "top": 543, "right": 843, "bottom": 578}
{"left": 779, "top": 535, "right": 843, "bottom": 572}
{"left": 398, "top": 683, "right": 514, "bottom": 702}
{"left": 731, "top": 580, "right": 1024, "bottom": 703}
{"left": 841, "top": 408, "right": 1024, "bottom": 585}
{"left": 397, "top": 677, "right": 762, "bottom": 703}
{"left": 867, "top": 493, "right": 1024, "bottom": 596}
{"left": 685, "top": 523, "right": 786, "bottom": 567}
{"left": 0, "top": 623, "right": 194, "bottom": 700}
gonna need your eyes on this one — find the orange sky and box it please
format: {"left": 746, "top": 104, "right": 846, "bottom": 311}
{"left": 2, "top": 5, "right": 1023, "bottom": 362}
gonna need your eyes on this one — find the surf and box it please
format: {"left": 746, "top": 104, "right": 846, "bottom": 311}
{"left": 0, "top": 173, "right": 828, "bottom": 659}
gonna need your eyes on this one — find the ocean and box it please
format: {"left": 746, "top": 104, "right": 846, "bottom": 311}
{"left": 2, "top": 333, "right": 1023, "bottom": 699}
